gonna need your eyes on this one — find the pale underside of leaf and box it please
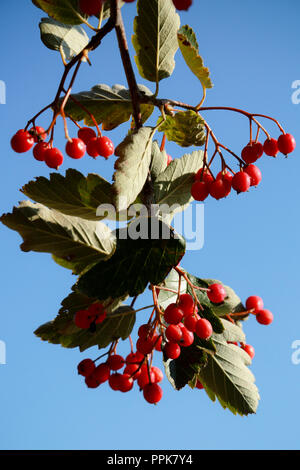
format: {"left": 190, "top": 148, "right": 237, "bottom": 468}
{"left": 158, "top": 111, "right": 206, "bottom": 147}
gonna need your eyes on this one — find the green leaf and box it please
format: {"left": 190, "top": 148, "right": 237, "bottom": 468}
{"left": 64, "top": 84, "right": 154, "bottom": 130}
{"left": 178, "top": 25, "right": 213, "bottom": 90}
{"left": 198, "top": 320, "right": 260, "bottom": 415}
{"left": 154, "top": 150, "right": 204, "bottom": 215}
{"left": 76, "top": 220, "right": 186, "bottom": 300}
{"left": 132, "top": 0, "right": 180, "bottom": 84}
{"left": 150, "top": 141, "right": 168, "bottom": 182}
{"left": 163, "top": 336, "right": 208, "bottom": 391}
{"left": 0, "top": 201, "right": 116, "bottom": 275}
{"left": 39, "top": 17, "right": 89, "bottom": 62}
{"left": 187, "top": 273, "right": 245, "bottom": 317}
{"left": 35, "top": 295, "right": 135, "bottom": 352}
{"left": 112, "top": 127, "right": 155, "bottom": 212}
{"left": 158, "top": 111, "right": 206, "bottom": 147}
{"left": 21, "top": 169, "right": 114, "bottom": 221}
{"left": 32, "top": 0, "right": 86, "bottom": 25}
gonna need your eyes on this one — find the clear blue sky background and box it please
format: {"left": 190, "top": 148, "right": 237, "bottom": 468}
{"left": 0, "top": 0, "right": 300, "bottom": 450}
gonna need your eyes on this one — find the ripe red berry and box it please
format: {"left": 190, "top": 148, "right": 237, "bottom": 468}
{"left": 11, "top": 129, "right": 34, "bottom": 153}
{"left": 196, "top": 318, "right": 213, "bottom": 340}
{"left": 66, "top": 138, "right": 86, "bottom": 159}
{"left": 195, "top": 168, "right": 214, "bottom": 184}
{"left": 207, "top": 283, "right": 226, "bottom": 303}
{"left": 179, "top": 325, "right": 194, "bottom": 347}
{"left": 241, "top": 142, "right": 263, "bottom": 164}
{"left": 136, "top": 337, "right": 156, "bottom": 355}
{"left": 242, "top": 344, "right": 255, "bottom": 359}
{"left": 232, "top": 171, "right": 251, "bottom": 193}
{"left": 165, "top": 324, "right": 182, "bottom": 343}
{"left": 164, "top": 342, "right": 181, "bottom": 359}
{"left": 164, "top": 304, "right": 184, "bottom": 325}
{"left": 263, "top": 138, "right": 279, "bottom": 157}
{"left": 29, "top": 126, "right": 47, "bottom": 142}
{"left": 79, "top": 0, "right": 103, "bottom": 16}
{"left": 77, "top": 359, "right": 95, "bottom": 377}
{"left": 96, "top": 136, "right": 114, "bottom": 158}
{"left": 143, "top": 383, "right": 163, "bottom": 404}
{"left": 154, "top": 336, "right": 162, "bottom": 351}
{"left": 74, "top": 309, "right": 91, "bottom": 329}
{"left": 151, "top": 366, "right": 163, "bottom": 383}
{"left": 178, "top": 293, "right": 195, "bottom": 315}
{"left": 277, "top": 133, "right": 296, "bottom": 155}
{"left": 195, "top": 380, "right": 204, "bottom": 389}
{"left": 118, "top": 373, "right": 134, "bottom": 392}
{"left": 256, "top": 309, "right": 273, "bottom": 325}
{"left": 85, "top": 374, "right": 100, "bottom": 388}
{"left": 107, "top": 354, "right": 125, "bottom": 371}
{"left": 167, "top": 154, "right": 172, "bottom": 165}
{"left": 209, "top": 178, "right": 231, "bottom": 200}
{"left": 125, "top": 351, "right": 144, "bottom": 365}
{"left": 93, "top": 363, "right": 110, "bottom": 383}
{"left": 244, "top": 164, "right": 262, "bottom": 187}
{"left": 33, "top": 142, "right": 50, "bottom": 161}
{"left": 137, "top": 369, "right": 156, "bottom": 389}
{"left": 216, "top": 170, "right": 233, "bottom": 185}
{"left": 44, "top": 147, "right": 63, "bottom": 169}
{"left": 184, "top": 313, "right": 200, "bottom": 332}
{"left": 138, "top": 324, "right": 152, "bottom": 339}
{"left": 108, "top": 373, "right": 122, "bottom": 391}
{"left": 77, "top": 127, "right": 96, "bottom": 144}
{"left": 245, "top": 295, "right": 264, "bottom": 313}
{"left": 86, "top": 137, "right": 100, "bottom": 158}
{"left": 124, "top": 363, "right": 141, "bottom": 380}
{"left": 191, "top": 181, "right": 210, "bottom": 201}
{"left": 172, "top": 0, "right": 192, "bottom": 11}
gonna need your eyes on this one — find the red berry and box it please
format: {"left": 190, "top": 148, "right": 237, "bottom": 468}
{"left": 179, "top": 325, "right": 194, "bottom": 347}
{"left": 118, "top": 373, "right": 134, "bottom": 392}
{"left": 172, "top": 0, "right": 192, "bottom": 11}
{"left": 256, "top": 309, "right": 273, "bottom": 325}
{"left": 154, "top": 336, "right": 162, "bottom": 351}
{"left": 207, "top": 283, "right": 226, "bottom": 303}
{"left": 165, "top": 324, "right": 182, "bottom": 343}
{"left": 107, "top": 354, "right": 125, "bottom": 371}
{"left": 167, "top": 154, "right": 172, "bottom": 165}
{"left": 77, "top": 359, "right": 95, "bottom": 377}
{"left": 143, "top": 383, "right": 163, "bottom": 404}
{"left": 195, "top": 168, "right": 214, "bottom": 184}
{"left": 44, "top": 147, "right": 63, "bottom": 169}
{"left": 195, "top": 380, "right": 204, "bottom": 389}
{"left": 124, "top": 363, "right": 141, "bottom": 380}
{"left": 242, "top": 344, "right": 255, "bottom": 359}
{"left": 241, "top": 142, "right": 263, "bottom": 164}
{"left": 151, "top": 366, "right": 163, "bottom": 383}
{"left": 136, "top": 337, "right": 155, "bottom": 355}
{"left": 164, "top": 304, "right": 184, "bottom": 325}
{"left": 86, "top": 137, "right": 99, "bottom": 158}
{"left": 178, "top": 294, "right": 195, "bottom": 315}
{"left": 277, "top": 133, "right": 296, "bottom": 155}
{"left": 74, "top": 309, "right": 91, "bottom": 329}
{"left": 137, "top": 369, "right": 156, "bottom": 389}
{"left": 245, "top": 295, "right": 264, "bottom": 313}
{"left": 125, "top": 352, "right": 144, "bottom": 365}
{"left": 164, "top": 342, "right": 181, "bottom": 359}
{"left": 77, "top": 127, "right": 96, "bottom": 144}
{"left": 184, "top": 313, "right": 200, "bottom": 332}
{"left": 195, "top": 318, "right": 213, "bottom": 340}
{"left": 232, "top": 171, "right": 251, "bottom": 193}
{"left": 85, "top": 374, "right": 100, "bottom": 388}
{"left": 93, "top": 363, "right": 110, "bottom": 383}
{"left": 29, "top": 126, "right": 47, "bottom": 142}
{"left": 244, "top": 164, "right": 262, "bottom": 187}
{"left": 96, "top": 136, "right": 114, "bottom": 158}
{"left": 66, "top": 138, "right": 86, "bottom": 159}
{"left": 209, "top": 178, "right": 231, "bottom": 200}
{"left": 191, "top": 181, "right": 210, "bottom": 201}
{"left": 138, "top": 324, "right": 152, "bottom": 339}
{"left": 108, "top": 373, "right": 122, "bottom": 391}
{"left": 33, "top": 142, "right": 50, "bottom": 161}
{"left": 79, "top": 0, "right": 103, "bottom": 16}
{"left": 263, "top": 138, "right": 279, "bottom": 157}
{"left": 11, "top": 129, "right": 34, "bottom": 153}
{"left": 216, "top": 170, "right": 233, "bottom": 185}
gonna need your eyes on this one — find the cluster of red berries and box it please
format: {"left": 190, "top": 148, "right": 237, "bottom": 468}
{"left": 191, "top": 133, "right": 296, "bottom": 201}
{"left": 78, "top": 352, "right": 164, "bottom": 404}
{"left": 172, "top": 0, "right": 192, "bottom": 11}
{"left": 10, "top": 126, "right": 114, "bottom": 170}
{"left": 74, "top": 302, "right": 107, "bottom": 332}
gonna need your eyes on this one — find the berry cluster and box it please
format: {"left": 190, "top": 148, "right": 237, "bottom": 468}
{"left": 191, "top": 134, "right": 296, "bottom": 201}
{"left": 10, "top": 126, "right": 114, "bottom": 170}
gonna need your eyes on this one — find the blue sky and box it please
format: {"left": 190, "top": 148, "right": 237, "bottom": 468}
{"left": 0, "top": 0, "right": 300, "bottom": 450}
